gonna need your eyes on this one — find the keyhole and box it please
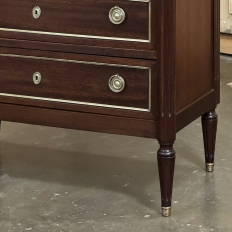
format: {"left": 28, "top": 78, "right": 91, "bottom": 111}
{"left": 33, "top": 6, "right": 41, "bottom": 19}
{"left": 33, "top": 72, "right": 41, "bottom": 84}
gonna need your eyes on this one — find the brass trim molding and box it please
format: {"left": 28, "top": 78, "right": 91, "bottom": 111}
{"left": 0, "top": 93, "right": 150, "bottom": 112}
{"left": 0, "top": 1, "right": 151, "bottom": 43}
{"left": 128, "top": 0, "right": 150, "bottom": 2}
{"left": 0, "top": 53, "right": 149, "bottom": 69}
{"left": 0, "top": 53, "right": 151, "bottom": 112}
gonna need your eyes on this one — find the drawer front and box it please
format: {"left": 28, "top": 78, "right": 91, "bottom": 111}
{"left": 0, "top": 0, "right": 150, "bottom": 42}
{"left": 0, "top": 53, "right": 151, "bottom": 112}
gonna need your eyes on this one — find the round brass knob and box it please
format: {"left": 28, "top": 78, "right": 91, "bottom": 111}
{"left": 109, "top": 6, "right": 126, "bottom": 25}
{"left": 109, "top": 74, "right": 125, "bottom": 93}
{"left": 33, "top": 72, "right": 42, "bottom": 85}
{"left": 32, "top": 6, "right": 41, "bottom": 19}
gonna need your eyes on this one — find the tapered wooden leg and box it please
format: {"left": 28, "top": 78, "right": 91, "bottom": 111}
{"left": 157, "top": 144, "right": 176, "bottom": 217}
{"left": 202, "top": 108, "right": 218, "bottom": 172}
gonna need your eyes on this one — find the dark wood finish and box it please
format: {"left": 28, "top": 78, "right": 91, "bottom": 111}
{"left": 213, "top": 0, "right": 221, "bottom": 103}
{"left": 156, "top": 0, "right": 176, "bottom": 141}
{"left": 0, "top": 0, "right": 149, "bottom": 41}
{"left": 0, "top": 95, "right": 156, "bottom": 121}
{"left": 157, "top": 145, "right": 176, "bottom": 208}
{"left": 0, "top": 103, "right": 157, "bottom": 138}
{"left": 0, "top": 0, "right": 220, "bottom": 216}
{"left": 0, "top": 0, "right": 157, "bottom": 60}
{"left": 0, "top": 38, "right": 156, "bottom": 60}
{"left": 176, "top": 90, "right": 219, "bottom": 132}
{"left": 176, "top": 0, "right": 220, "bottom": 129}
{"left": 202, "top": 108, "right": 218, "bottom": 165}
{"left": 0, "top": 46, "right": 155, "bottom": 69}
{"left": 156, "top": 0, "right": 176, "bottom": 213}
{"left": 0, "top": 53, "right": 151, "bottom": 110}
{"left": 176, "top": 0, "right": 214, "bottom": 112}
{"left": 0, "top": 46, "right": 157, "bottom": 120}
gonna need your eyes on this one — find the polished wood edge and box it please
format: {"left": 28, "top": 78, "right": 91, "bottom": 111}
{"left": 213, "top": 0, "right": 220, "bottom": 101}
{"left": 0, "top": 96, "right": 156, "bottom": 121}
{"left": 176, "top": 91, "right": 219, "bottom": 132}
{"left": 0, "top": 46, "right": 155, "bottom": 67}
{"left": 157, "top": 0, "right": 176, "bottom": 143}
{"left": 176, "top": 90, "right": 213, "bottom": 115}
{"left": 0, "top": 37, "right": 156, "bottom": 60}
{"left": 0, "top": 103, "right": 157, "bottom": 138}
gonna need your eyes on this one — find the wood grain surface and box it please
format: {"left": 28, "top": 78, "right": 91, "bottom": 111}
{"left": 0, "top": 54, "right": 150, "bottom": 110}
{"left": 0, "top": 0, "right": 149, "bottom": 41}
{"left": 0, "top": 0, "right": 220, "bottom": 217}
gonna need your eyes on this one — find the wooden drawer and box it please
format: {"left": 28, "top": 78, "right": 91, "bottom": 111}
{"left": 0, "top": 0, "right": 151, "bottom": 43}
{"left": 0, "top": 53, "right": 152, "bottom": 112}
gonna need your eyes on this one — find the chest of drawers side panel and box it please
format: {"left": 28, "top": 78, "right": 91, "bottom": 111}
{"left": 176, "top": 0, "right": 220, "bottom": 131}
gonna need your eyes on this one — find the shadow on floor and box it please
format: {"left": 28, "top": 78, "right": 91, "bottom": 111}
{"left": 0, "top": 141, "right": 196, "bottom": 214}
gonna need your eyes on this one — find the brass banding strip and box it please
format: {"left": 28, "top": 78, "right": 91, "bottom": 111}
{"left": 0, "top": 53, "right": 149, "bottom": 69}
{"left": 0, "top": 93, "right": 150, "bottom": 112}
{"left": 0, "top": 28, "right": 149, "bottom": 43}
{"left": 0, "top": 53, "right": 152, "bottom": 112}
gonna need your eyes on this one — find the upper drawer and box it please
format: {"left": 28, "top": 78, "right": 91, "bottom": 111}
{"left": 0, "top": 0, "right": 151, "bottom": 43}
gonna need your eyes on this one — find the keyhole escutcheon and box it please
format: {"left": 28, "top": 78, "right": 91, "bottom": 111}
{"left": 33, "top": 72, "right": 42, "bottom": 85}
{"left": 32, "top": 6, "right": 41, "bottom": 19}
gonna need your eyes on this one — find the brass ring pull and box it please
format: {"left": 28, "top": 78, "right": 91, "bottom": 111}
{"left": 109, "top": 74, "right": 125, "bottom": 93}
{"left": 109, "top": 6, "right": 126, "bottom": 25}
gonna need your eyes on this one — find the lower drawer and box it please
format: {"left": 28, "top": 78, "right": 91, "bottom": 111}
{"left": 0, "top": 49, "right": 156, "bottom": 117}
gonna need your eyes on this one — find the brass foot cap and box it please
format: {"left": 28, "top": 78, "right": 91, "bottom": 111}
{"left": 206, "top": 163, "right": 214, "bottom": 172}
{"left": 162, "top": 207, "right": 171, "bottom": 217}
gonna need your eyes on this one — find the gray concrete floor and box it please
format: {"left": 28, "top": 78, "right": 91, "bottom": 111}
{"left": 0, "top": 56, "right": 232, "bottom": 231}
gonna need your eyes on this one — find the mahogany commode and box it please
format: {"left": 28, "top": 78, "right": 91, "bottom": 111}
{"left": 0, "top": 0, "right": 220, "bottom": 216}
